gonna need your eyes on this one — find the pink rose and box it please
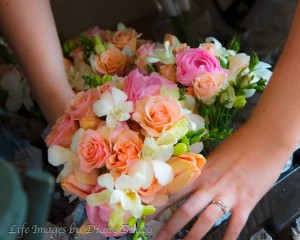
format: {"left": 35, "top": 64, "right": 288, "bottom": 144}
{"left": 86, "top": 186, "right": 129, "bottom": 237}
{"left": 70, "top": 47, "right": 84, "bottom": 62}
{"left": 132, "top": 95, "right": 183, "bottom": 137}
{"left": 45, "top": 114, "right": 79, "bottom": 148}
{"left": 124, "top": 69, "right": 176, "bottom": 102}
{"left": 66, "top": 89, "right": 100, "bottom": 120}
{"left": 176, "top": 48, "right": 227, "bottom": 86}
{"left": 78, "top": 129, "right": 111, "bottom": 172}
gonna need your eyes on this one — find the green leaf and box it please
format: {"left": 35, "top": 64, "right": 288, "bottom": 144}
{"left": 227, "top": 35, "right": 240, "bottom": 52}
{"left": 249, "top": 51, "right": 259, "bottom": 70}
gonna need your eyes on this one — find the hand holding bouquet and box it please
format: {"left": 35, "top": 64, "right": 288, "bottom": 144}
{"left": 46, "top": 24, "right": 272, "bottom": 239}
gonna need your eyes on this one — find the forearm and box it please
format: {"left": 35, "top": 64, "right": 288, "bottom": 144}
{"left": 0, "top": 0, "right": 74, "bottom": 125}
{"left": 247, "top": 3, "right": 300, "bottom": 163}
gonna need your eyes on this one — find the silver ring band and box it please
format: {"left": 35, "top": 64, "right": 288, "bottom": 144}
{"left": 211, "top": 200, "right": 230, "bottom": 214}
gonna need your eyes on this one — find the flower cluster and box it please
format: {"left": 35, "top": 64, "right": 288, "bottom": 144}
{"left": 46, "top": 24, "right": 272, "bottom": 239}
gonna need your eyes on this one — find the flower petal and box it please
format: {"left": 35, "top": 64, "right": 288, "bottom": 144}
{"left": 48, "top": 145, "right": 74, "bottom": 166}
{"left": 111, "top": 87, "right": 127, "bottom": 105}
{"left": 93, "top": 99, "right": 113, "bottom": 117}
{"left": 151, "top": 160, "right": 174, "bottom": 186}
{"left": 86, "top": 189, "right": 112, "bottom": 207}
{"left": 189, "top": 142, "right": 204, "bottom": 154}
{"left": 97, "top": 173, "right": 114, "bottom": 192}
{"left": 70, "top": 128, "right": 85, "bottom": 152}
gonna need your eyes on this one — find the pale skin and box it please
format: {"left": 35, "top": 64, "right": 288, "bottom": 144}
{"left": 157, "top": 2, "right": 300, "bottom": 240}
{"left": 0, "top": 0, "right": 74, "bottom": 125}
{"left": 1, "top": 1, "right": 300, "bottom": 240}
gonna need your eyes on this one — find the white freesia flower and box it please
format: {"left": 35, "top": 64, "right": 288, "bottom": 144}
{"left": 93, "top": 87, "right": 134, "bottom": 129}
{"left": 67, "top": 58, "right": 91, "bottom": 92}
{"left": 48, "top": 128, "right": 84, "bottom": 182}
{"left": 229, "top": 53, "right": 250, "bottom": 80}
{"left": 110, "top": 174, "right": 145, "bottom": 218}
{"left": 139, "top": 137, "right": 174, "bottom": 186}
{"left": 187, "top": 113, "right": 206, "bottom": 153}
{"left": 145, "top": 41, "right": 175, "bottom": 64}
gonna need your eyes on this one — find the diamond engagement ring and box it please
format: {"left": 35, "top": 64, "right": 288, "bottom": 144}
{"left": 211, "top": 200, "right": 230, "bottom": 214}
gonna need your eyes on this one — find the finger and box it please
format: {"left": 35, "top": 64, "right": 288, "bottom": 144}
{"left": 222, "top": 207, "right": 250, "bottom": 240}
{"left": 156, "top": 190, "right": 212, "bottom": 240}
{"left": 184, "top": 203, "right": 226, "bottom": 240}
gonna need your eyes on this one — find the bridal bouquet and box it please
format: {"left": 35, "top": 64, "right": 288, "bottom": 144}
{"left": 46, "top": 24, "right": 272, "bottom": 239}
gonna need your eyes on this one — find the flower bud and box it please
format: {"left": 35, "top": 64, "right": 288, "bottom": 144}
{"left": 233, "top": 95, "right": 246, "bottom": 109}
{"left": 127, "top": 216, "right": 137, "bottom": 227}
{"left": 174, "top": 143, "right": 188, "bottom": 155}
{"left": 142, "top": 205, "right": 156, "bottom": 216}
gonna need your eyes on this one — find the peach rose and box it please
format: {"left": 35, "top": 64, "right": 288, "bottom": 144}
{"left": 132, "top": 95, "right": 183, "bottom": 137}
{"left": 192, "top": 72, "right": 228, "bottom": 104}
{"left": 45, "top": 114, "right": 79, "bottom": 148}
{"left": 66, "top": 88, "right": 100, "bottom": 120}
{"left": 166, "top": 153, "right": 206, "bottom": 195}
{"left": 110, "top": 28, "right": 138, "bottom": 51}
{"left": 106, "top": 128, "right": 143, "bottom": 173}
{"left": 176, "top": 48, "right": 227, "bottom": 86}
{"left": 61, "top": 170, "right": 98, "bottom": 199}
{"left": 91, "top": 47, "right": 127, "bottom": 76}
{"left": 78, "top": 129, "right": 111, "bottom": 172}
{"left": 159, "top": 64, "right": 177, "bottom": 82}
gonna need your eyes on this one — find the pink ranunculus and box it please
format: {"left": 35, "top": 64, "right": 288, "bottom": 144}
{"left": 132, "top": 95, "right": 183, "bottom": 137}
{"left": 86, "top": 186, "right": 129, "bottom": 237}
{"left": 66, "top": 88, "right": 101, "bottom": 120}
{"left": 176, "top": 48, "right": 227, "bottom": 86}
{"left": 45, "top": 114, "right": 79, "bottom": 148}
{"left": 124, "top": 69, "right": 176, "bottom": 102}
{"left": 78, "top": 129, "right": 111, "bottom": 172}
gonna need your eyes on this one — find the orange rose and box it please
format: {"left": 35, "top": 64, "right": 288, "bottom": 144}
{"left": 106, "top": 128, "right": 142, "bottom": 173}
{"left": 111, "top": 28, "right": 138, "bottom": 51}
{"left": 166, "top": 153, "right": 206, "bottom": 194}
{"left": 91, "top": 47, "right": 127, "bottom": 76}
{"left": 159, "top": 64, "right": 177, "bottom": 82}
{"left": 132, "top": 95, "right": 183, "bottom": 137}
{"left": 78, "top": 129, "right": 111, "bottom": 172}
{"left": 61, "top": 169, "right": 98, "bottom": 199}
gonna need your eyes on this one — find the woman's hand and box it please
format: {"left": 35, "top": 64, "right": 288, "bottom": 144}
{"left": 156, "top": 122, "right": 293, "bottom": 240}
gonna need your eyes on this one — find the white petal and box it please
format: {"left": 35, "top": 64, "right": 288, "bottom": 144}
{"left": 86, "top": 189, "right": 112, "bottom": 206}
{"left": 205, "top": 37, "right": 222, "bottom": 49}
{"left": 70, "top": 128, "right": 84, "bottom": 152}
{"left": 106, "top": 112, "right": 118, "bottom": 129}
{"left": 110, "top": 189, "right": 123, "bottom": 205}
{"left": 131, "top": 202, "right": 143, "bottom": 218}
{"left": 128, "top": 161, "right": 154, "bottom": 189}
{"left": 190, "top": 142, "right": 204, "bottom": 154}
{"left": 97, "top": 173, "right": 114, "bottom": 192}
{"left": 253, "top": 68, "right": 272, "bottom": 81}
{"left": 120, "top": 191, "right": 142, "bottom": 216}
{"left": 48, "top": 145, "right": 74, "bottom": 166}
{"left": 56, "top": 161, "right": 73, "bottom": 183}
{"left": 154, "top": 144, "right": 174, "bottom": 162}
{"left": 111, "top": 87, "right": 127, "bottom": 105}
{"left": 93, "top": 99, "right": 113, "bottom": 117}
{"left": 254, "top": 61, "right": 271, "bottom": 70}
{"left": 229, "top": 53, "right": 250, "bottom": 79}
{"left": 115, "top": 174, "right": 142, "bottom": 191}
{"left": 151, "top": 160, "right": 174, "bottom": 186}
